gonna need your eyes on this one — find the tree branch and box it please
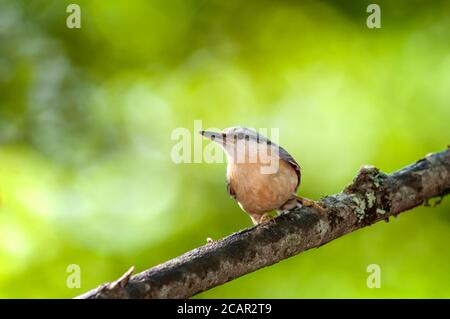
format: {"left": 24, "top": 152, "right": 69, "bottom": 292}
{"left": 77, "top": 148, "right": 450, "bottom": 299}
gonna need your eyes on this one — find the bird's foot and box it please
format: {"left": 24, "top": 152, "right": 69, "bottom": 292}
{"left": 295, "top": 196, "right": 326, "bottom": 213}
{"left": 250, "top": 213, "right": 274, "bottom": 225}
{"left": 259, "top": 213, "right": 273, "bottom": 224}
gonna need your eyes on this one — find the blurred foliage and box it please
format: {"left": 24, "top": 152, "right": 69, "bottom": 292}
{"left": 0, "top": 0, "right": 449, "bottom": 298}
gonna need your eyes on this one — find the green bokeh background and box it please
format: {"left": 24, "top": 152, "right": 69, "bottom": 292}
{"left": 0, "top": 0, "right": 449, "bottom": 298}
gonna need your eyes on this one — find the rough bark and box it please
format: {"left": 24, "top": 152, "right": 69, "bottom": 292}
{"left": 77, "top": 148, "right": 450, "bottom": 299}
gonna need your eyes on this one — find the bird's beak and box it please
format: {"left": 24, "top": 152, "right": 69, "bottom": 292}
{"left": 199, "top": 130, "right": 223, "bottom": 143}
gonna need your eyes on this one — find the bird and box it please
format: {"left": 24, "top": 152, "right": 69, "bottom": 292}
{"left": 200, "top": 127, "right": 323, "bottom": 225}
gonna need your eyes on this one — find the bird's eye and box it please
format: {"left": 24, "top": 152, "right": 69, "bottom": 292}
{"left": 237, "top": 133, "right": 244, "bottom": 139}
{"left": 211, "top": 134, "right": 216, "bottom": 140}
{"left": 267, "top": 140, "right": 271, "bottom": 145}
{"left": 244, "top": 135, "right": 250, "bottom": 141}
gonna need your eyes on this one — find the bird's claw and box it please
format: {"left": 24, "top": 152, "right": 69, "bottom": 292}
{"left": 296, "top": 196, "right": 326, "bottom": 213}
{"left": 259, "top": 213, "right": 273, "bottom": 224}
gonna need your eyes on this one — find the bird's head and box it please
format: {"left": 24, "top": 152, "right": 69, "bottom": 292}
{"left": 199, "top": 126, "right": 275, "bottom": 161}
{"left": 200, "top": 126, "right": 263, "bottom": 147}
{"left": 200, "top": 126, "right": 283, "bottom": 174}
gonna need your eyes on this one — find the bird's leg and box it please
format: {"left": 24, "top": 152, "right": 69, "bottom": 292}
{"left": 295, "top": 195, "right": 325, "bottom": 213}
{"left": 249, "top": 214, "right": 261, "bottom": 225}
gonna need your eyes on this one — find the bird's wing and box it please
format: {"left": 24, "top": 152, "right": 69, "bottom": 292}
{"left": 256, "top": 130, "right": 302, "bottom": 191}
{"left": 226, "top": 179, "right": 237, "bottom": 199}
{"left": 278, "top": 145, "right": 302, "bottom": 191}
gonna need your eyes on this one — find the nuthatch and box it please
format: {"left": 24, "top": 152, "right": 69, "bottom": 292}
{"left": 200, "top": 127, "right": 322, "bottom": 225}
